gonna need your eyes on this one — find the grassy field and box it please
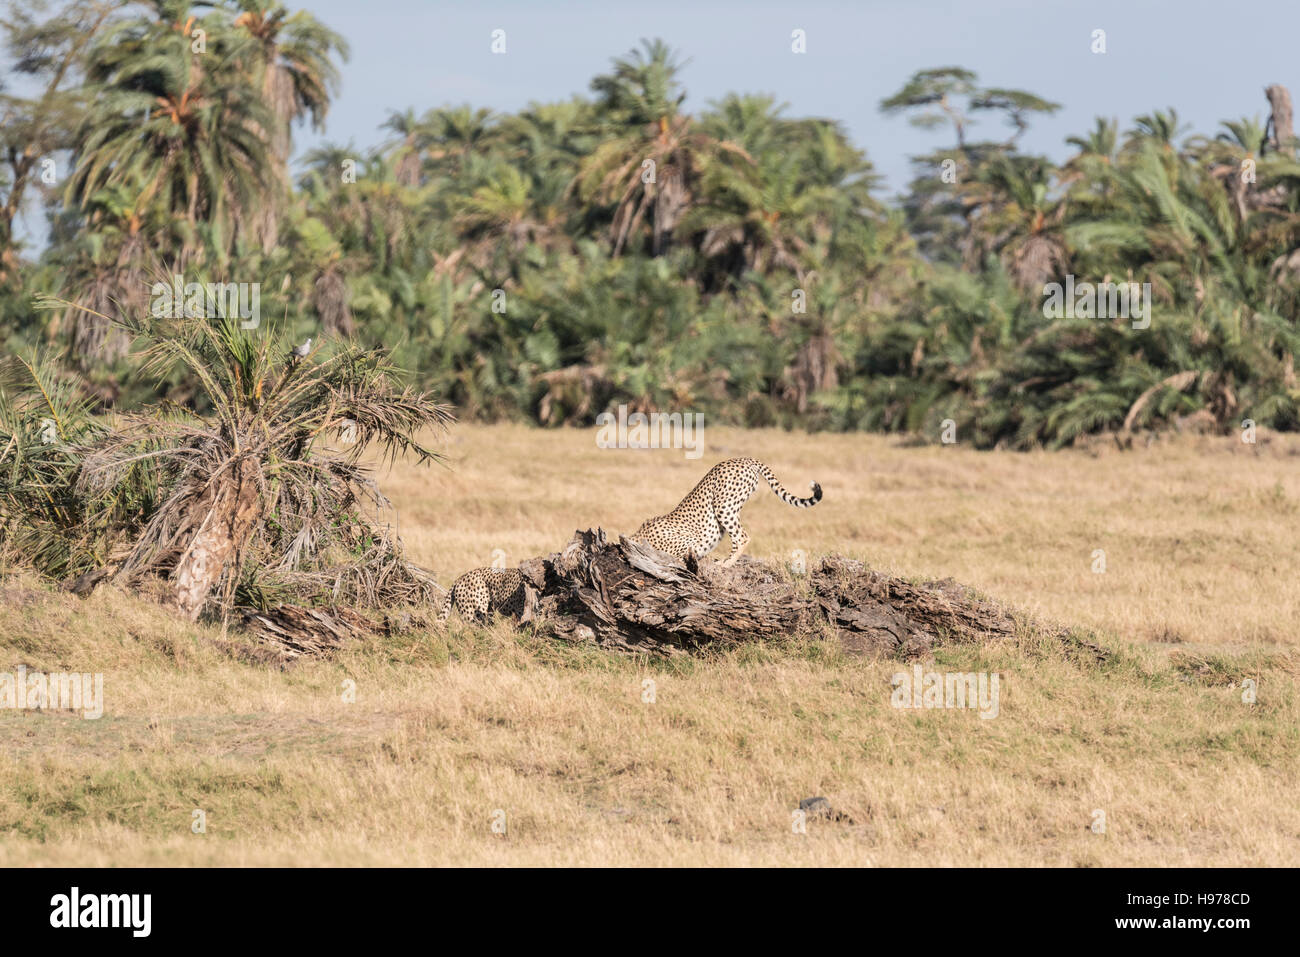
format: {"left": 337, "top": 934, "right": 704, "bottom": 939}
{"left": 2, "top": 424, "right": 1298, "bottom": 865}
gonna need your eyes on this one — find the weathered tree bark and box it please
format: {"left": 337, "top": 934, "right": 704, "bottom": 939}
{"left": 517, "top": 528, "right": 1105, "bottom": 661}
{"left": 519, "top": 528, "right": 816, "bottom": 655}
{"left": 173, "top": 457, "right": 264, "bottom": 621}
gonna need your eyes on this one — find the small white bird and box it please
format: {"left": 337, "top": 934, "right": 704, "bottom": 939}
{"left": 290, "top": 338, "right": 312, "bottom": 362}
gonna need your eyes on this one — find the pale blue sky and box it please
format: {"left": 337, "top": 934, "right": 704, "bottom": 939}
{"left": 9, "top": 0, "right": 1297, "bottom": 246}
{"left": 294, "top": 0, "right": 1293, "bottom": 192}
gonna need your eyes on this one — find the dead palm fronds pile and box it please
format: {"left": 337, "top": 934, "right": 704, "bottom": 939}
{"left": 1, "top": 301, "right": 453, "bottom": 622}
{"left": 247, "top": 527, "right": 444, "bottom": 611}
{"left": 234, "top": 603, "right": 379, "bottom": 668}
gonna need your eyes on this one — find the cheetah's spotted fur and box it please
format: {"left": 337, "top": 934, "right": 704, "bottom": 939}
{"left": 630, "top": 457, "right": 821, "bottom": 565}
{"left": 437, "top": 567, "right": 528, "bottom": 623}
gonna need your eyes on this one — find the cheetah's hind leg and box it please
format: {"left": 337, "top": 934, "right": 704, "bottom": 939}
{"left": 719, "top": 515, "right": 750, "bottom": 567}
{"left": 467, "top": 592, "right": 492, "bottom": 624}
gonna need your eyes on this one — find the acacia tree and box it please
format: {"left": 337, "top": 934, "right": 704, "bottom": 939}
{"left": 882, "top": 68, "right": 1060, "bottom": 265}
{"left": 881, "top": 66, "right": 982, "bottom": 147}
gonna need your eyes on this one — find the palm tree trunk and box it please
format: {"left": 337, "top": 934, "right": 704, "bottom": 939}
{"left": 1266, "top": 85, "right": 1295, "bottom": 157}
{"left": 173, "top": 456, "right": 264, "bottom": 621}
{"left": 254, "top": 62, "right": 296, "bottom": 251}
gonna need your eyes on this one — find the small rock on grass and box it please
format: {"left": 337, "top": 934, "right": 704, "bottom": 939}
{"left": 799, "top": 796, "right": 854, "bottom": 824}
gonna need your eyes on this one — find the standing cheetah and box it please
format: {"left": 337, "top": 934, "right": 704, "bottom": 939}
{"left": 630, "top": 457, "right": 821, "bottom": 566}
{"left": 437, "top": 567, "right": 529, "bottom": 623}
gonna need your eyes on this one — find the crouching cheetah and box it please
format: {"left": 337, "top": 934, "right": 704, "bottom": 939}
{"left": 630, "top": 457, "right": 821, "bottom": 566}
{"left": 437, "top": 567, "right": 529, "bottom": 623}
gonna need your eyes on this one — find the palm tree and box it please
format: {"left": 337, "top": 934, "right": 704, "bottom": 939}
{"left": 1061, "top": 117, "right": 1120, "bottom": 214}
{"left": 701, "top": 93, "right": 787, "bottom": 156}
{"left": 0, "top": 349, "right": 132, "bottom": 579}
{"left": 1122, "top": 108, "right": 1190, "bottom": 176}
{"left": 29, "top": 303, "right": 451, "bottom": 620}
{"left": 681, "top": 147, "right": 831, "bottom": 283}
{"left": 0, "top": 0, "right": 115, "bottom": 281}
{"left": 589, "top": 38, "right": 687, "bottom": 128}
{"left": 964, "top": 154, "right": 1068, "bottom": 289}
{"left": 297, "top": 140, "right": 366, "bottom": 188}
{"left": 226, "top": 0, "right": 349, "bottom": 247}
{"left": 1186, "top": 116, "right": 1283, "bottom": 223}
{"left": 497, "top": 98, "right": 599, "bottom": 214}
{"left": 577, "top": 40, "right": 747, "bottom": 256}
{"left": 67, "top": 2, "right": 273, "bottom": 259}
{"left": 422, "top": 104, "right": 498, "bottom": 178}
{"left": 455, "top": 163, "right": 563, "bottom": 262}
{"left": 381, "top": 108, "right": 426, "bottom": 187}
{"left": 1063, "top": 134, "right": 1300, "bottom": 434}
{"left": 1066, "top": 117, "right": 1120, "bottom": 163}
{"left": 47, "top": 182, "right": 160, "bottom": 366}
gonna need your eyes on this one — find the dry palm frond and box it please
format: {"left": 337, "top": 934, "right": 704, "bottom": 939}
{"left": 259, "top": 532, "right": 445, "bottom": 609}
{"left": 1009, "top": 232, "right": 1067, "bottom": 291}
{"left": 536, "top": 364, "right": 613, "bottom": 426}
{"left": 231, "top": 603, "right": 377, "bottom": 668}
{"left": 1123, "top": 370, "right": 1200, "bottom": 432}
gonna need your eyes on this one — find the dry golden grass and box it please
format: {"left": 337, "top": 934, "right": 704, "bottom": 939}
{"left": 2, "top": 424, "right": 1298, "bottom": 866}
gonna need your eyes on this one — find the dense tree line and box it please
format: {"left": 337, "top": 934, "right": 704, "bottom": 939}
{"left": 3, "top": 1, "right": 1300, "bottom": 448}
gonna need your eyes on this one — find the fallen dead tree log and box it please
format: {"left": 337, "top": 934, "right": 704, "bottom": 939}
{"left": 519, "top": 528, "right": 1105, "bottom": 661}
{"left": 226, "top": 527, "right": 1105, "bottom": 666}
{"left": 518, "top": 528, "right": 816, "bottom": 655}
